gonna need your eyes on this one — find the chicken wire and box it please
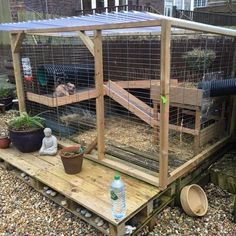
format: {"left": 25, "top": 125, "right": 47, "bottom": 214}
{"left": 20, "top": 29, "right": 235, "bottom": 174}
{"left": 169, "top": 30, "right": 234, "bottom": 167}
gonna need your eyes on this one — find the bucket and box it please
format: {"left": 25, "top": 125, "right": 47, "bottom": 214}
{"left": 59, "top": 146, "right": 84, "bottom": 174}
{"left": 180, "top": 184, "right": 208, "bottom": 217}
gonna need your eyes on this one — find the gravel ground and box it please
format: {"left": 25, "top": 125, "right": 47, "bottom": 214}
{"left": 1, "top": 165, "right": 235, "bottom": 236}
{"left": 147, "top": 183, "right": 236, "bottom": 236}
{"left": 0, "top": 167, "right": 101, "bottom": 236}
{"left": 1, "top": 111, "right": 235, "bottom": 235}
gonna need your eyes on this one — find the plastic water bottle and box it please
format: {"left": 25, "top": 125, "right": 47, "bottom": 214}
{"left": 110, "top": 175, "right": 126, "bottom": 220}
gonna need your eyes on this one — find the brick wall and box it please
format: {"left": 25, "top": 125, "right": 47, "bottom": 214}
{"left": 129, "top": 0, "right": 164, "bottom": 14}
{"left": 9, "top": 0, "right": 81, "bottom": 22}
{"left": 9, "top": 0, "right": 25, "bottom": 22}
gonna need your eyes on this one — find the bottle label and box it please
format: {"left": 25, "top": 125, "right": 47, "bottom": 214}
{"left": 110, "top": 190, "right": 118, "bottom": 200}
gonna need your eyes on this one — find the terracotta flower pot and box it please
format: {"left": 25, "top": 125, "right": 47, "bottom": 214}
{"left": 59, "top": 146, "right": 84, "bottom": 174}
{"left": 0, "top": 136, "right": 11, "bottom": 149}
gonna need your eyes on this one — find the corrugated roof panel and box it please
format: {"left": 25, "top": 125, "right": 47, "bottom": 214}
{"left": 0, "top": 11, "right": 235, "bottom": 37}
{"left": 0, "top": 11, "right": 161, "bottom": 32}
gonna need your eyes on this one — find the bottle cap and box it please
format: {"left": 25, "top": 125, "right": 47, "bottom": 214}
{"left": 114, "top": 175, "right": 120, "bottom": 180}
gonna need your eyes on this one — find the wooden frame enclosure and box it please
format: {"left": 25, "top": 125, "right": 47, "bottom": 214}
{"left": 7, "top": 12, "right": 236, "bottom": 190}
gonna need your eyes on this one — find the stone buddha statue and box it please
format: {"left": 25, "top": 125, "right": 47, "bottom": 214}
{"left": 39, "top": 128, "right": 57, "bottom": 156}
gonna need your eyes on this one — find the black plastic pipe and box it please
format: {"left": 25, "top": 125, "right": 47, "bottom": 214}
{"left": 37, "top": 64, "right": 94, "bottom": 86}
{"left": 198, "top": 78, "right": 236, "bottom": 97}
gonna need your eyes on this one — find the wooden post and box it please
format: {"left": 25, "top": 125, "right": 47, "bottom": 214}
{"left": 230, "top": 38, "right": 236, "bottom": 139}
{"left": 176, "top": 108, "right": 179, "bottom": 125}
{"left": 233, "top": 195, "right": 236, "bottom": 223}
{"left": 109, "top": 223, "right": 125, "bottom": 236}
{"left": 230, "top": 95, "right": 236, "bottom": 138}
{"left": 159, "top": 20, "right": 171, "bottom": 190}
{"left": 231, "top": 38, "right": 236, "bottom": 78}
{"left": 94, "top": 30, "right": 105, "bottom": 160}
{"left": 193, "top": 109, "right": 201, "bottom": 155}
{"left": 152, "top": 100, "right": 158, "bottom": 144}
{"left": 10, "top": 32, "right": 26, "bottom": 113}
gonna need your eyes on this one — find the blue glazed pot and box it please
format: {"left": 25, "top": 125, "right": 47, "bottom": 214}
{"left": 9, "top": 128, "right": 44, "bottom": 153}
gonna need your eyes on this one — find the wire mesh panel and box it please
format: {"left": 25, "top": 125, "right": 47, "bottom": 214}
{"left": 22, "top": 36, "right": 97, "bottom": 146}
{"left": 103, "top": 34, "right": 161, "bottom": 173}
{"left": 167, "top": 30, "right": 235, "bottom": 172}
{"left": 19, "top": 27, "right": 235, "bottom": 179}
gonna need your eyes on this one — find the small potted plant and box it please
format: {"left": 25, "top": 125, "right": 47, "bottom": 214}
{"left": 0, "top": 131, "right": 11, "bottom": 149}
{"left": 59, "top": 141, "right": 86, "bottom": 174}
{"left": 8, "top": 112, "right": 45, "bottom": 153}
{"left": 0, "top": 86, "right": 14, "bottom": 111}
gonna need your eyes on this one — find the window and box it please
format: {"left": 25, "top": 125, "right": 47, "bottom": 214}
{"left": 97, "top": 0, "right": 105, "bottom": 8}
{"left": 175, "top": 0, "right": 183, "bottom": 9}
{"left": 164, "top": 0, "right": 173, "bottom": 16}
{"left": 173, "top": 0, "right": 195, "bottom": 10}
{"left": 194, "top": 0, "right": 207, "bottom": 7}
{"left": 119, "top": 0, "right": 126, "bottom": 5}
{"left": 165, "top": 6, "right": 172, "bottom": 16}
{"left": 184, "top": 0, "right": 191, "bottom": 10}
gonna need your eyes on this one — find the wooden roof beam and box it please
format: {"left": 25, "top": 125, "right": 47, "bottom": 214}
{"left": 11, "top": 19, "right": 162, "bottom": 34}
{"left": 145, "top": 13, "right": 236, "bottom": 37}
{"left": 170, "top": 19, "right": 236, "bottom": 37}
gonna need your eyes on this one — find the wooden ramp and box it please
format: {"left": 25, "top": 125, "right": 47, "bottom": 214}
{"left": 104, "top": 80, "right": 156, "bottom": 127}
{"left": 0, "top": 147, "right": 164, "bottom": 236}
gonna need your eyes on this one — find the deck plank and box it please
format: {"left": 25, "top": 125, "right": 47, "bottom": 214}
{"left": 48, "top": 164, "right": 152, "bottom": 211}
{"left": 0, "top": 147, "right": 160, "bottom": 226}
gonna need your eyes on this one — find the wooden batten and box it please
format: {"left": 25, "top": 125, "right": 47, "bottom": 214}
{"left": 26, "top": 89, "right": 98, "bottom": 107}
{"left": 10, "top": 33, "right": 26, "bottom": 113}
{"left": 12, "top": 32, "right": 25, "bottom": 53}
{"left": 159, "top": 20, "right": 171, "bottom": 190}
{"left": 78, "top": 31, "right": 95, "bottom": 56}
{"left": 94, "top": 30, "right": 105, "bottom": 160}
{"left": 168, "top": 136, "right": 230, "bottom": 184}
{"left": 115, "top": 79, "right": 178, "bottom": 89}
{"left": 151, "top": 86, "right": 203, "bottom": 107}
{"left": 85, "top": 153, "right": 160, "bottom": 187}
{"left": 84, "top": 137, "right": 98, "bottom": 155}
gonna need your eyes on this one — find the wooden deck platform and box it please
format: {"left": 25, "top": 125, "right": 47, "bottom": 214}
{"left": 0, "top": 147, "right": 162, "bottom": 235}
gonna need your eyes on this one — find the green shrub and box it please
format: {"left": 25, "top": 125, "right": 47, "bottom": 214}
{"left": 183, "top": 48, "right": 216, "bottom": 71}
{"left": 0, "top": 87, "right": 12, "bottom": 99}
{"left": 8, "top": 112, "right": 45, "bottom": 131}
